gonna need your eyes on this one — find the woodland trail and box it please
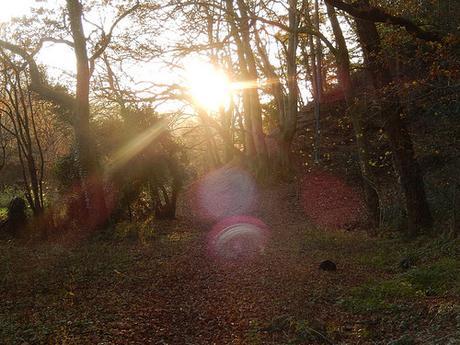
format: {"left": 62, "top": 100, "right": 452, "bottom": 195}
{"left": 1, "top": 181, "right": 459, "bottom": 344}
{"left": 94, "top": 182, "right": 390, "bottom": 344}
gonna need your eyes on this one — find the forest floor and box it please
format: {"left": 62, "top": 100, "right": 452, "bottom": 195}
{"left": 1, "top": 181, "right": 459, "bottom": 345}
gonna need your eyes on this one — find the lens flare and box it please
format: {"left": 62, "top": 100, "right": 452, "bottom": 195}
{"left": 208, "top": 216, "right": 269, "bottom": 261}
{"left": 193, "top": 166, "right": 257, "bottom": 222}
{"left": 105, "top": 119, "right": 167, "bottom": 175}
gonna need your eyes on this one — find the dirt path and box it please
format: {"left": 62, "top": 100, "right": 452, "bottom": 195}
{"left": 99, "top": 183, "right": 376, "bottom": 344}
{"left": 1, "top": 182, "right": 459, "bottom": 344}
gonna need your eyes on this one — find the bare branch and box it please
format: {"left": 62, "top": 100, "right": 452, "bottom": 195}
{"left": 325, "top": 0, "right": 443, "bottom": 42}
{"left": 250, "top": 15, "right": 337, "bottom": 55}
{"left": 0, "top": 39, "right": 75, "bottom": 109}
{"left": 89, "top": 1, "right": 142, "bottom": 75}
{"left": 39, "top": 37, "right": 75, "bottom": 48}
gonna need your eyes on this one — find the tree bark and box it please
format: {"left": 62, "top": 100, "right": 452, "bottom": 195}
{"left": 280, "top": 0, "right": 299, "bottom": 171}
{"left": 324, "top": 0, "right": 442, "bottom": 42}
{"left": 253, "top": 7, "right": 298, "bottom": 173}
{"left": 354, "top": 14, "right": 432, "bottom": 236}
{"left": 67, "top": 0, "right": 107, "bottom": 228}
{"left": 225, "top": 0, "right": 256, "bottom": 159}
{"left": 236, "top": 0, "right": 269, "bottom": 173}
{"left": 253, "top": 28, "right": 285, "bottom": 131}
{"left": 0, "top": 65, "right": 44, "bottom": 215}
{"left": 0, "top": 0, "right": 139, "bottom": 229}
{"left": 313, "top": 0, "right": 322, "bottom": 163}
{"left": 326, "top": 3, "right": 380, "bottom": 227}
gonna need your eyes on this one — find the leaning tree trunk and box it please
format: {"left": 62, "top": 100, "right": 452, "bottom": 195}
{"left": 280, "top": 0, "right": 299, "bottom": 172}
{"left": 326, "top": 3, "right": 380, "bottom": 227}
{"left": 225, "top": 0, "right": 256, "bottom": 161}
{"left": 253, "top": 5, "right": 298, "bottom": 173}
{"left": 354, "top": 16, "right": 432, "bottom": 236}
{"left": 254, "top": 28, "right": 290, "bottom": 173}
{"left": 236, "top": 0, "right": 269, "bottom": 173}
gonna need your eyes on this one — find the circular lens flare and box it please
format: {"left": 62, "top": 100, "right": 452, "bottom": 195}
{"left": 208, "top": 216, "right": 269, "bottom": 261}
{"left": 193, "top": 166, "right": 257, "bottom": 222}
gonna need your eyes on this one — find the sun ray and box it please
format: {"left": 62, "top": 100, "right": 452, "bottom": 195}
{"left": 105, "top": 119, "right": 167, "bottom": 175}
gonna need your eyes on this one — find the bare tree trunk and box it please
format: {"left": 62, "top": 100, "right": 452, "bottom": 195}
{"left": 307, "top": 34, "right": 319, "bottom": 103}
{"left": 326, "top": 3, "right": 380, "bottom": 227}
{"left": 67, "top": 0, "right": 107, "bottom": 228}
{"left": 354, "top": 15, "right": 432, "bottom": 236}
{"left": 0, "top": 0, "right": 138, "bottom": 228}
{"left": 220, "top": 106, "right": 235, "bottom": 162}
{"left": 313, "top": 0, "right": 322, "bottom": 163}
{"left": 236, "top": 0, "right": 269, "bottom": 172}
{"left": 280, "top": 0, "right": 299, "bottom": 171}
{"left": 0, "top": 65, "right": 44, "bottom": 215}
{"left": 254, "top": 25, "right": 290, "bottom": 172}
{"left": 253, "top": 28, "right": 285, "bottom": 131}
{"left": 252, "top": 1, "right": 298, "bottom": 173}
{"left": 225, "top": 0, "right": 256, "bottom": 160}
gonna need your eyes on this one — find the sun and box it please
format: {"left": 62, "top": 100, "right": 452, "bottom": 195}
{"left": 185, "top": 60, "right": 231, "bottom": 112}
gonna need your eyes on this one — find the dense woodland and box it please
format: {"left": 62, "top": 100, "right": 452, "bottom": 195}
{"left": 0, "top": 0, "right": 459, "bottom": 344}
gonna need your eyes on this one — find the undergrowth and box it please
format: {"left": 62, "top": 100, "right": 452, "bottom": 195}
{"left": 339, "top": 236, "right": 460, "bottom": 313}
